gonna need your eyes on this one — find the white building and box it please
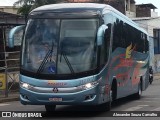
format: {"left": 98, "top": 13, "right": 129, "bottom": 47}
{"left": 0, "top": 6, "right": 19, "bottom": 15}
{"left": 132, "top": 17, "right": 160, "bottom": 72}
{"left": 132, "top": 17, "right": 160, "bottom": 37}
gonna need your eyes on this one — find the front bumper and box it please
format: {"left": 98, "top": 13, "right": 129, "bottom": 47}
{"left": 20, "top": 86, "right": 99, "bottom": 105}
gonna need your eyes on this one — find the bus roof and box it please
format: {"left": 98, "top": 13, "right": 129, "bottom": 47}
{"left": 30, "top": 3, "right": 147, "bottom": 35}
{"left": 31, "top": 3, "right": 107, "bottom": 12}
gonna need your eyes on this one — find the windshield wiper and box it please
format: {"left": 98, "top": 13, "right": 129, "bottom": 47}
{"left": 36, "top": 39, "right": 55, "bottom": 74}
{"left": 60, "top": 52, "right": 74, "bottom": 73}
{"left": 36, "top": 50, "right": 51, "bottom": 74}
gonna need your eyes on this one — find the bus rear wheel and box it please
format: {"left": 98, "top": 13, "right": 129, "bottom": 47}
{"left": 111, "top": 80, "right": 117, "bottom": 101}
{"left": 45, "top": 105, "right": 56, "bottom": 112}
{"left": 149, "top": 75, "right": 153, "bottom": 84}
{"left": 133, "top": 81, "right": 142, "bottom": 99}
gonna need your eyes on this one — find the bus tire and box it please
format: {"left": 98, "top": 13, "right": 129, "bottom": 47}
{"left": 149, "top": 76, "right": 153, "bottom": 84}
{"left": 111, "top": 79, "right": 117, "bottom": 101}
{"left": 99, "top": 90, "right": 112, "bottom": 111}
{"left": 45, "top": 105, "right": 56, "bottom": 112}
{"left": 134, "top": 80, "right": 142, "bottom": 99}
{"left": 99, "top": 101, "right": 111, "bottom": 111}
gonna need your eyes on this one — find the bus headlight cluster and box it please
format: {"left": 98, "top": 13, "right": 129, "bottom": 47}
{"left": 85, "top": 83, "right": 92, "bottom": 88}
{"left": 78, "top": 81, "right": 99, "bottom": 90}
{"left": 20, "top": 82, "right": 33, "bottom": 90}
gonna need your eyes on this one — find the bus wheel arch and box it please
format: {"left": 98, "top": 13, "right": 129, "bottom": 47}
{"left": 98, "top": 79, "right": 117, "bottom": 111}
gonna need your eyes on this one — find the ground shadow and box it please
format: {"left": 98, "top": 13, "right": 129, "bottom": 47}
{"left": 40, "top": 95, "right": 139, "bottom": 118}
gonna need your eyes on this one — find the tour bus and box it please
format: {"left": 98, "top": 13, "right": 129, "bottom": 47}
{"left": 9, "top": 3, "right": 150, "bottom": 112}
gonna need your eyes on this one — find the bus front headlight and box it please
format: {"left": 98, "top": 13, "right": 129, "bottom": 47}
{"left": 20, "top": 82, "right": 33, "bottom": 90}
{"left": 85, "top": 83, "right": 92, "bottom": 89}
{"left": 79, "top": 81, "right": 99, "bottom": 90}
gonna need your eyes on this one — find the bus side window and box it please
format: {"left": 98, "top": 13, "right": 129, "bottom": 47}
{"left": 100, "top": 14, "right": 113, "bottom": 65}
{"left": 112, "top": 18, "right": 126, "bottom": 51}
{"left": 103, "top": 23, "right": 112, "bottom": 62}
{"left": 136, "top": 32, "right": 144, "bottom": 53}
{"left": 144, "top": 34, "right": 149, "bottom": 53}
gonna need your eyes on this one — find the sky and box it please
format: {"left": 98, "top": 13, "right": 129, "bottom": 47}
{"left": 0, "top": 0, "right": 17, "bottom": 6}
{"left": 0, "top": 0, "right": 160, "bottom": 15}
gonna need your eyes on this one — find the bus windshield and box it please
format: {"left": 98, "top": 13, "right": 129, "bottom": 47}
{"left": 21, "top": 19, "right": 99, "bottom": 75}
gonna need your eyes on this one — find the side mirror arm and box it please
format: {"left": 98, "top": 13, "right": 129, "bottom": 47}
{"left": 8, "top": 25, "right": 25, "bottom": 48}
{"left": 97, "top": 25, "right": 108, "bottom": 46}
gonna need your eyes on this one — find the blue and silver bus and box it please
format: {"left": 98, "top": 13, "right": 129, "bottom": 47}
{"left": 9, "top": 3, "right": 150, "bottom": 111}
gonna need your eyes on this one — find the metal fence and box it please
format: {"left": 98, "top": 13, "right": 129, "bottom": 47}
{"left": 0, "top": 51, "right": 20, "bottom": 97}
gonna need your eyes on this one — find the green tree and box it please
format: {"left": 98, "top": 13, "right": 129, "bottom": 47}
{"left": 14, "top": 0, "right": 68, "bottom": 15}
{"left": 14, "top": 0, "right": 33, "bottom": 15}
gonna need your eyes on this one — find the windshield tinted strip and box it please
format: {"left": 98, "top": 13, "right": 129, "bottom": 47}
{"left": 20, "top": 68, "right": 99, "bottom": 80}
{"left": 29, "top": 11, "right": 100, "bottom": 19}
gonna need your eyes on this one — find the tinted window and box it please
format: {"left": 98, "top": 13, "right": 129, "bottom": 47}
{"left": 112, "top": 18, "right": 126, "bottom": 51}
{"left": 100, "top": 14, "right": 113, "bottom": 65}
{"left": 112, "top": 17, "right": 148, "bottom": 54}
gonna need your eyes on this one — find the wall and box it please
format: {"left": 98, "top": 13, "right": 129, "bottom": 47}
{"left": 133, "top": 18, "right": 160, "bottom": 72}
{"left": 136, "top": 7, "right": 151, "bottom": 17}
{"left": 151, "top": 11, "right": 158, "bottom": 17}
{"left": 126, "top": 11, "right": 136, "bottom": 18}
{"left": 154, "top": 55, "right": 160, "bottom": 72}
{"left": 149, "top": 37, "right": 155, "bottom": 71}
{"left": 68, "top": 0, "right": 126, "bottom": 14}
{"left": 0, "top": 6, "right": 19, "bottom": 15}
{"left": 133, "top": 18, "right": 160, "bottom": 36}
{"left": 133, "top": 19, "right": 148, "bottom": 34}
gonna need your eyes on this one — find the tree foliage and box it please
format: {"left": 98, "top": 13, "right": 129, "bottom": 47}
{"left": 14, "top": 0, "right": 68, "bottom": 15}
{"left": 14, "top": 0, "right": 114, "bottom": 15}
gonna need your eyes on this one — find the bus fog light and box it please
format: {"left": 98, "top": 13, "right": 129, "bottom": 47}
{"left": 85, "top": 94, "right": 94, "bottom": 100}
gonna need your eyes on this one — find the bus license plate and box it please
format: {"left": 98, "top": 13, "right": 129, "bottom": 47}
{"left": 49, "top": 98, "right": 62, "bottom": 101}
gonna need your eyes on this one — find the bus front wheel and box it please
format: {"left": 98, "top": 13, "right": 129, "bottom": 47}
{"left": 99, "top": 88, "right": 112, "bottom": 111}
{"left": 45, "top": 105, "right": 56, "bottom": 112}
{"left": 99, "top": 101, "right": 111, "bottom": 111}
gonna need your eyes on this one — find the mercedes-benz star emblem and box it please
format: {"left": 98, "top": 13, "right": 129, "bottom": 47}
{"left": 53, "top": 88, "right": 58, "bottom": 93}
